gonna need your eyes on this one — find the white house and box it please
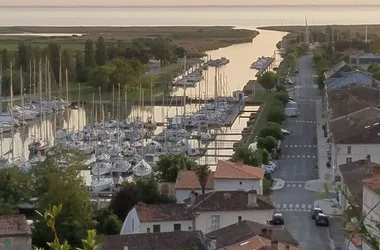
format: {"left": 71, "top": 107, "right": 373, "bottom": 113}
{"left": 361, "top": 173, "right": 380, "bottom": 250}
{"left": 175, "top": 160, "right": 264, "bottom": 203}
{"left": 328, "top": 106, "right": 380, "bottom": 179}
{"left": 120, "top": 203, "right": 193, "bottom": 234}
{"left": 120, "top": 190, "right": 274, "bottom": 235}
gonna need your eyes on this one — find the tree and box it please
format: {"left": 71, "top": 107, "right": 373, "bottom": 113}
{"left": 285, "top": 53, "right": 297, "bottom": 67}
{"left": 31, "top": 149, "right": 94, "bottom": 248}
{"left": 263, "top": 178, "right": 273, "bottom": 196}
{"left": 87, "top": 65, "right": 116, "bottom": 90}
{"left": 84, "top": 39, "right": 95, "bottom": 68}
{"left": 231, "top": 146, "right": 263, "bottom": 167}
{"left": 0, "top": 167, "right": 30, "bottom": 215}
{"left": 95, "top": 36, "right": 108, "bottom": 66}
{"left": 150, "top": 37, "right": 175, "bottom": 66}
{"left": 1, "top": 49, "right": 10, "bottom": 70}
{"left": 195, "top": 165, "right": 211, "bottom": 195}
{"left": 47, "top": 42, "right": 61, "bottom": 85}
{"left": 258, "top": 123, "right": 284, "bottom": 141}
{"left": 272, "top": 91, "right": 289, "bottom": 105}
{"left": 258, "top": 71, "right": 279, "bottom": 91}
{"left": 75, "top": 52, "right": 87, "bottom": 82}
{"left": 155, "top": 153, "right": 197, "bottom": 182}
{"left": 257, "top": 136, "right": 278, "bottom": 153}
{"left": 101, "top": 214, "right": 123, "bottom": 235}
{"left": 116, "top": 40, "right": 126, "bottom": 55}
{"left": 175, "top": 46, "right": 187, "bottom": 58}
{"left": 266, "top": 105, "right": 285, "bottom": 124}
{"left": 35, "top": 204, "right": 102, "bottom": 250}
{"left": 368, "top": 64, "right": 380, "bottom": 74}
{"left": 1, "top": 68, "right": 21, "bottom": 95}
{"left": 17, "top": 42, "right": 31, "bottom": 70}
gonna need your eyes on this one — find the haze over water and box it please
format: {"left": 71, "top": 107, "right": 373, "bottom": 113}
{"left": 1, "top": 5, "right": 378, "bottom": 160}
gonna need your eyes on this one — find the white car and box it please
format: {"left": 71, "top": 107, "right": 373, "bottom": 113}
{"left": 281, "top": 128, "right": 290, "bottom": 135}
{"left": 268, "top": 161, "right": 278, "bottom": 170}
{"left": 264, "top": 165, "right": 276, "bottom": 173}
{"left": 288, "top": 100, "right": 296, "bottom": 104}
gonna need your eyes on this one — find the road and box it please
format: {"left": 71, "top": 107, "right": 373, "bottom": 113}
{"left": 271, "top": 54, "right": 332, "bottom": 250}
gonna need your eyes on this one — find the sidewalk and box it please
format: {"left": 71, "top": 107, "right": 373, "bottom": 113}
{"left": 316, "top": 99, "right": 334, "bottom": 182}
{"left": 313, "top": 199, "right": 343, "bottom": 216}
{"left": 305, "top": 179, "right": 335, "bottom": 193}
{"left": 272, "top": 178, "right": 285, "bottom": 190}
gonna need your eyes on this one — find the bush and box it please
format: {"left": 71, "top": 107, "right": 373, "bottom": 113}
{"left": 266, "top": 105, "right": 285, "bottom": 124}
{"left": 275, "top": 84, "right": 287, "bottom": 92}
{"left": 257, "top": 136, "right": 278, "bottom": 153}
{"left": 259, "top": 124, "right": 284, "bottom": 141}
{"left": 272, "top": 91, "right": 289, "bottom": 105}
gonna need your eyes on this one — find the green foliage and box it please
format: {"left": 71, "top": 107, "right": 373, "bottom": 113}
{"left": 272, "top": 91, "right": 289, "bottom": 105}
{"left": 263, "top": 178, "right": 273, "bottom": 196}
{"left": 47, "top": 42, "right": 61, "bottom": 84}
{"left": 109, "top": 177, "right": 175, "bottom": 221}
{"left": 0, "top": 167, "right": 30, "bottom": 215}
{"left": 155, "top": 153, "right": 198, "bottom": 182}
{"left": 75, "top": 52, "right": 87, "bottom": 82}
{"left": 266, "top": 105, "right": 285, "bottom": 124}
{"left": 194, "top": 164, "right": 211, "bottom": 195}
{"left": 1, "top": 68, "right": 22, "bottom": 95}
{"left": 17, "top": 42, "right": 30, "bottom": 70}
{"left": 101, "top": 214, "right": 123, "bottom": 235}
{"left": 1, "top": 48, "right": 9, "bottom": 70}
{"left": 258, "top": 71, "right": 279, "bottom": 91}
{"left": 258, "top": 123, "right": 284, "bottom": 141}
{"left": 231, "top": 146, "right": 263, "bottom": 167}
{"left": 95, "top": 36, "right": 108, "bottom": 66}
{"left": 35, "top": 204, "right": 102, "bottom": 250}
{"left": 84, "top": 39, "right": 95, "bottom": 68}
{"left": 317, "top": 73, "right": 326, "bottom": 90}
{"left": 285, "top": 53, "right": 297, "bottom": 67}
{"left": 31, "top": 149, "right": 94, "bottom": 248}
{"left": 257, "top": 136, "right": 278, "bottom": 153}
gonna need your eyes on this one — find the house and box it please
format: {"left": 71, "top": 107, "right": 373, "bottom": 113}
{"left": 175, "top": 160, "right": 265, "bottom": 203}
{"left": 103, "top": 231, "right": 211, "bottom": 250}
{"left": 120, "top": 202, "right": 194, "bottom": 234}
{"left": 361, "top": 173, "right": 380, "bottom": 250}
{"left": 328, "top": 106, "right": 380, "bottom": 175}
{"left": 326, "top": 84, "right": 380, "bottom": 120}
{"left": 0, "top": 215, "right": 32, "bottom": 250}
{"left": 121, "top": 190, "right": 275, "bottom": 235}
{"left": 325, "top": 70, "right": 380, "bottom": 92}
{"left": 349, "top": 53, "right": 380, "bottom": 69}
{"left": 324, "top": 61, "right": 352, "bottom": 81}
{"left": 184, "top": 190, "right": 274, "bottom": 233}
{"left": 206, "top": 220, "right": 300, "bottom": 250}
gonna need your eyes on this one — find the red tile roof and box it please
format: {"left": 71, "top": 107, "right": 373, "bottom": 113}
{"left": 226, "top": 236, "right": 301, "bottom": 250}
{"left": 215, "top": 161, "right": 264, "bottom": 180}
{"left": 175, "top": 170, "right": 214, "bottom": 189}
{"left": 0, "top": 215, "right": 32, "bottom": 236}
{"left": 135, "top": 202, "right": 193, "bottom": 222}
{"left": 362, "top": 176, "right": 380, "bottom": 194}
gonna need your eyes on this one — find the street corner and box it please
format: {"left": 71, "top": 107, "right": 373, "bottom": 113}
{"left": 305, "top": 179, "right": 336, "bottom": 193}
{"left": 271, "top": 178, "right": 285, "bottom": 190}
{"left": 314, "top": 199, "right": 343, "bottom": 217}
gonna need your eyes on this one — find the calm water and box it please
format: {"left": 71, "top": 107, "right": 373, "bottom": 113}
{"left": 3, "top": 5, "right": 378, "bottom": 159}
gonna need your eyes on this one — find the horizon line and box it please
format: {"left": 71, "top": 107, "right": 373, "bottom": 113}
{"left": 1, "top": 4, "right": 380, "bottom": 8}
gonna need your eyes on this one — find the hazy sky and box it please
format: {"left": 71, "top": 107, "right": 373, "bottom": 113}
{"left": 0, "top": 0, "right": 379, "bottom": 5}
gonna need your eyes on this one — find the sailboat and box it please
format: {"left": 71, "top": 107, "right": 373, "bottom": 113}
{"left": 143, "top": 81, "right": 157, "bottom": 130}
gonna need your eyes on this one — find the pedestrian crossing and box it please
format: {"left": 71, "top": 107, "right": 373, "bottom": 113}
{"left": 284, "top": 145, "right": 316, "bottom": 148}
{"left": 281, "top": 155, "right": 316, "bottom": 159}
{"left": 289, "top": 120, "right": 316, "bottom": 124}
{"left": 275, "top": 203, "right": 313, "bottom": 212}
{"left": 285, "top": 181, "right": 306, "bottom": 188}
{"left": 297, "top": 99, "right": 317, "bottom": 102}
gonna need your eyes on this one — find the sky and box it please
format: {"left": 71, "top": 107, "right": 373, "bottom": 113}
{"left": 0, "top": 0, "right": 379, "bottom": 5}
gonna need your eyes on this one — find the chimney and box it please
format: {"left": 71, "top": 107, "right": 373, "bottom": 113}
{"left": 270, "top": 240, "right": 278, "bottom": 250}
{"left": 372, "top": 165, "right": 380, "bottom": 175}
{"left": 261, "top": 228, "right": 267, "bottom": 236}
{"left": 190, "top": 190, "right": 196, "bottom": 206}
{"left": 124, "top": 247, "right": 128, "bottom": 250}
{"left": 247, "top": 190, "right": 258, "bottom": 207}
{"left": 207, "top": 236, "right": 217, "bottom": 250}
{"left": 285, "top": 245, "right": 290, "bottom": 250}
{"left": 267, "top": 229, "right": 273, "bottom": 240}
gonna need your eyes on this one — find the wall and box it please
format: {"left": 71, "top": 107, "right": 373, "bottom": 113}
{"left": 139, "top": 220, "right": 193, "bottom": 233}
{"left": 362, "top": 186, "right": 380, "bottom": 242}
{"left": 194, "top": 209, "right": 273, "bottom": 234}
{"left": 344, "top": 238, "right": 361, "bottom": 250}
{"left": 0, "top": 236, "right": 32, "bottom": 250}
{"left": 175, "top": 188, "right": 213, "bottom": 204}
{"left": 214, "top": 179, "right": 262, "bottom": 195}
{"left": 120, "top": 208, "right": 140, "bottom": 235}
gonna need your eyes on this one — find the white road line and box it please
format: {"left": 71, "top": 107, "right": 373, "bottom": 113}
{"left": 283, "top": 204, "right": 287, "bottom": 208}
{"left": 297, "top": 184, "right": 302, "bottom": 187}
{"left": 289, "top": 204, "right": 293, "bottom": 208}
{"left": 295, "top": 204, "right": 299, "bottom": 209}
{"left": 302, "top": 204, "right": 306, "bottom": 209}
{"left": 308, "top": 205, "right": 312, "bottom": 209}
{"left": 276, "top": 204, "right": 281, "bottom": 208}
{"left": 292, "top": 184, "right": 296, "bottom": 187}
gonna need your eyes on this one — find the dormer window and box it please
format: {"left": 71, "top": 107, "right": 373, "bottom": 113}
{"left": 147, "top": 228, "right": 150, "bottom": 233}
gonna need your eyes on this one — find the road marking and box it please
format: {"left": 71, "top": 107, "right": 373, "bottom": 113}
{"left": 308, "top": 205, "right": 312, "bottom": 209}
{"left": 285, "top": 145, "right": 317, "bottom": 148}
{"left": 295, "top": 204, "right": 299, "bottom": 209}
{"left": 289, "top": 204, "right": 293, "bottom": 208}
{"left": 302, "top": 204, "right": 306, "bottom": 209}
{"left": 275, "top": 203, "right": 313, "bottom": 212}
{"left": 281, "top": 155, "right": 317, "bottom": 159}
{"left": 290, "top": 120, "right": 316, "bottom": 124}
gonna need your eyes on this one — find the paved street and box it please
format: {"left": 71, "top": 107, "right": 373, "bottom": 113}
{"left": 271, "top": 54, "right": 333, "bottom": 250}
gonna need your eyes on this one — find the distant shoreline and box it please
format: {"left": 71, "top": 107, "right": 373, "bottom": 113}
{"left": 1, "top": 4, "right": 380, "bottom": 8}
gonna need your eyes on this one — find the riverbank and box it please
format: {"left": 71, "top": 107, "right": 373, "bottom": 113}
{"left": 0, "top": 26, "right": 259, "bottom": 56}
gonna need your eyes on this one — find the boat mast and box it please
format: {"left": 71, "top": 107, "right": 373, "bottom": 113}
{"left": 112, "top": 84, "right": 115, "bottom": 119}
{"left": 20, "top": 67, "right": 24, "bottom": 124}
{"left": 59, "top": 49, "right": 62, "bottom": 101}
{"left": 10, "top": 62, "right": 14, "bottom": 161}
{"left": 65, "top": 69, "right": 69, "bottom": 133}
{"left": 124, "top": 84, "right": 127, "bottom": 122}
{"left": 33, "top": 59, "right": 36, "bottom": 97}
{"left": 39, "top": 61, "right": 43, "bottom": 142}
{"left": 118, "top": 82, "right": 121, "bottom": 145}
{"left": 78, "top": 82, "right": 81, "bottom": 132}
{"left": 0, "top": 61, "right": 2, "bottom": 113}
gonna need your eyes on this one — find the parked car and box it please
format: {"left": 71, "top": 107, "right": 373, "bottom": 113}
{"left": 311, "top": 208, "right": 323, "bottom": 219}
{"left": 264, "top": 165, "right": 275, "bottom": 173}
{"left": 315, "top": 213, "right": 329, "bottom": 226}
{"left": 281, "top": 128, "right": 290, "bottom": 135}
{"left": 268, "top": 161, "right": 278, "bottom": 170}
{"left": 268, "top": 213, "right": 284, "bottom": 225}
{"left": 294, "top": 68, "right": 299, "bottom": 74}
{"left": 264, "top": 170, "right": 272, "bottom": 180}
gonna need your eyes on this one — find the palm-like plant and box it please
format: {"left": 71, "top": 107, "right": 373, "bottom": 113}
{"left": 195, "top": 165, "right": 211, "bottom": 195}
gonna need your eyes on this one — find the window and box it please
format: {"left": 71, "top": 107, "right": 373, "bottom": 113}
{"left": 174, "top": 223, "right": 181, "bottom": 231}
{"left": 132, "top": 218, "right": 134, "bottom": 231}
{"left": 239, "top": 181, "right": 242, "bottom": 185}
{"left": 211, "top": 215, "right": 220, "bottom": 231}
{"left": 367, "top": 155, "right": 371, "bottom": 161}
{"left": 238, "top": 216, "right": 242, "bottom": 222}
{"left": 347, "top": 146, "right": 351, "bottom": 154}
{"left": 3, "top": 238, "right": 11, "bottom": 250}
{"left": 188, "top": 226, "right": 192, "bottom": 231}
{"left": 346, "top": 157, "right": 352, "bottom": 163}
{"left": 153, "top": 224, "right": 161, "bottom": 233}
{"left": 147, "top": 228, "right": 150, "bottom": 233}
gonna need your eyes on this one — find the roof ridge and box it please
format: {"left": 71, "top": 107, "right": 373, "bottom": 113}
{"left": 222, "top": 160, "right": 261, "bottom": 178}
{"left": 192, "top": 191, "right": 216, "bottom": 209}
{"left": 330, "top": 106, "right": 374, "bottom": 123}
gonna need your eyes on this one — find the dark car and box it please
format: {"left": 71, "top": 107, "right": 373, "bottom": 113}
{"left": 311, "top": 208, "right": 323, "bottom": 219}
{"left": 267, "top": 213, "right": 284, "bottom": 225}
{"left": 315, "top": 213, "right": 329, "bottom": 226}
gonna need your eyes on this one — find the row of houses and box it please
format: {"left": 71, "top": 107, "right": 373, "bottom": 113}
{"left": 323, "top": 61, "right": 380, "bottom": 250}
